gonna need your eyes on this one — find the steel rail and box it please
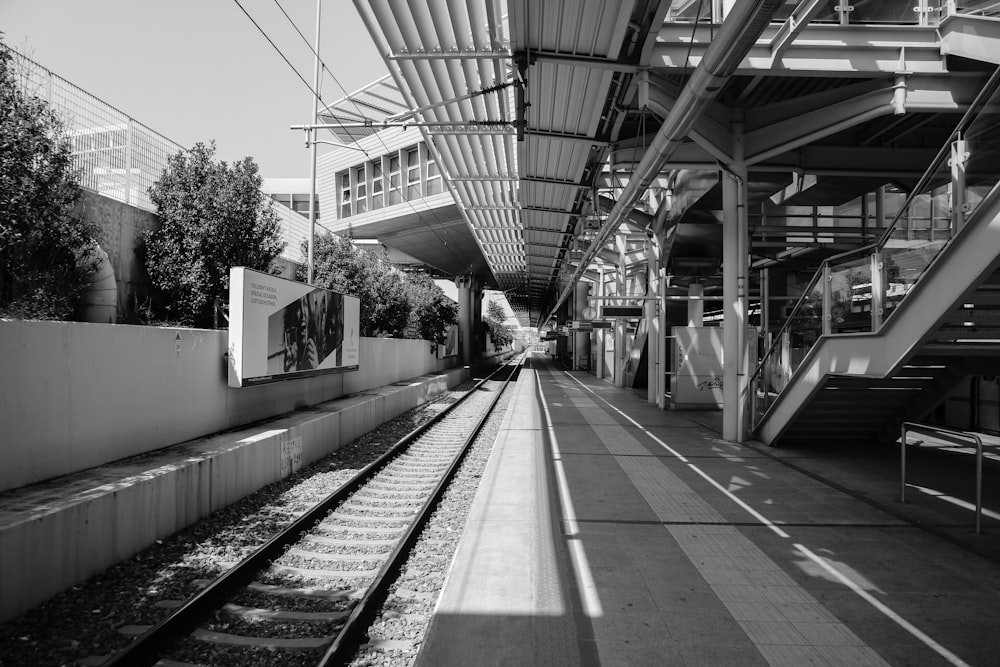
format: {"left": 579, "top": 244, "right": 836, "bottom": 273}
{"left": 319, "top": 355, "right": 523, "bottom": 664}
{"left": 103, "top": 355, "right": 522, "bottom": 667}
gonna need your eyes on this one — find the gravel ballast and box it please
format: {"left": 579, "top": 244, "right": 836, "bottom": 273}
{"left": 0, "top": 374, "right": 512, "bottom": 667}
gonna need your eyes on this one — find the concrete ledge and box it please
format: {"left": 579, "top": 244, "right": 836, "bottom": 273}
{"left": 0, "top": 367, "right": 468, "bottom": 622}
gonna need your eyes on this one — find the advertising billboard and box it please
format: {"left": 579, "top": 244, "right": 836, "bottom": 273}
{"left": 228, "top": 267, "right": 360, "bottom": 387}
{"left": 438, "top": 324, "right": 459, "bottom": 358}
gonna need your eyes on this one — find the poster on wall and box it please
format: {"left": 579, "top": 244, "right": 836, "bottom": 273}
{"left": 228, "top": 267, "right": 360, "bottom": 387}
{"left": 438, "top": 324, "right": 459, "bottom": 359}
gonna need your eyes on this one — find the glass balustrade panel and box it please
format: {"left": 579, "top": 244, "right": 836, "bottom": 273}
{"left": 828, "top": 253, "right": 874, "bottom": 334}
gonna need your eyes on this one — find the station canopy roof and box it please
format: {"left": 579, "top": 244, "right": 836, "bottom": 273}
{"left": 346, "top": 0, "right": 994, "bottom": 327}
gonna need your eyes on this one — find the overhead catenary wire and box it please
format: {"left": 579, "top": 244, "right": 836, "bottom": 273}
{"left": 271, "top": 0, "right": 368, "bottom": 156}
{"left": 271, "top": 0, "right": 470, "bottom": 270}
{"left": 240, "top": 0, "right": 467, "bottom": 272}
{"left": 231, "top": 0, "right": 320, "bottom": 107}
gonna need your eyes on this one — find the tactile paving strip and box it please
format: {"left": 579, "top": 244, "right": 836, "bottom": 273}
{"left": 577, "top": 402, "right": 891, "bottom": 667}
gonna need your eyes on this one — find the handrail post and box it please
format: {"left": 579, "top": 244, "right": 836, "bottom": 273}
{"left": 822, "top": 264, "right": 832, "bottom": 336}
{"left": 901, "top": 423, "right": 909, "bottom": 503}
{"left": 870, "top": 249, "right": 883, "bottom": 331}
{"left": 975, "top": 434, "right": 983, "bottom": 534}
{"left": 900, "top": 421, "right": 986, "bottom": 533}
{"left": 951, "top": 136, "right": 968, "bottom": 233}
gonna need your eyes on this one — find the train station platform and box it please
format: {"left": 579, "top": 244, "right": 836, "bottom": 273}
{"left": 416, "top": 351, "right": 1000, "bottom": 667}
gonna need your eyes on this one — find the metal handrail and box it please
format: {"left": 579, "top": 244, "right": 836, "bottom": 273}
{"left": 900, "top": 422, "right": 984, "bottom": 534}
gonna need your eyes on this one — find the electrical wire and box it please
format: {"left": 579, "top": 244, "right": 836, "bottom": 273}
{"left": 269, "top": 0, "right": 480, "bottom": 271}
{"left": 232, "top": 0, "right": 318, "bottom": 104}
{"left": 257, "top": 0, "right": 370, "bottom": 157}
{"left": 228, "top": 0, "right": 461, "bottom": 270}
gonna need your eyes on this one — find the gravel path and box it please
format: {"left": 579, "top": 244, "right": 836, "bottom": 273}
{"left": 0, "top": 374, "right": 509, "bottom": 667}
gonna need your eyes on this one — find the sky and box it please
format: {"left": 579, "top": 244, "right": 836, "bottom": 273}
{"left": 1, "top": 0, "right": 390, "bottom": 179}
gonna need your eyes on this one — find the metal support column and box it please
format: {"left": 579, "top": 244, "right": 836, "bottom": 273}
{"left": 306, "top": 0, "right": 322, "bottom": 285}
{"left": 596, "top": 267, "right": 607, "bottom": 380}
{"left": 658, "top": 270, "right": 669, "bottom": 409}
{"left": 952, "top": 136, "right": 969, "bottom": 233}
{"left": 688, "top": 283, "right": 704, "bottom": 326}
{"left": 615, "top": 235, "right": 627, "bottom": 387}
{"left": 574, "top": 281, "right": 591, "bottom": 371}
{"left": 723, "top": 115, "right": 749, "bottom": 443}
{"left": 646, "top": 234, "right": 660, "bottom": 405}
{"left": 456, "top": 274, "right": 477, "bottom": 366}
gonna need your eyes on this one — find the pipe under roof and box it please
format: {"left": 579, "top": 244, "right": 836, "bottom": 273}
{"left": 540, "top": 0, "right": 789, "bottom": 328}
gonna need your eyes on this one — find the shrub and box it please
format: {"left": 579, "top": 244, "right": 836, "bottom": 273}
{"left": 144, "top": 141, "right": 283, "bottom": 327}
{"left": 0, "top": 44, "right": 100, "bottom": 319}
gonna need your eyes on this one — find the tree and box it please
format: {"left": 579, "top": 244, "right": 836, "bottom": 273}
{"left": 0, "top": 43, "right": 100, "bottom": 319}
{"left": 404, "top": 271, "right": 458, "bottom": 349}
{"left": 144, "top": 141, "right": 283, "bottom": 327}
{"left": 484, "top": 298, "right": 513, "bottom": 349}
{"left": 303, "top": 233, "right": 411, "bottom": 337}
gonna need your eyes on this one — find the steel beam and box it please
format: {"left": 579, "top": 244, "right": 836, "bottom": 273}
{"left": 388, "top": 48, "right": 511, "bottom": 61}
{"left": 525, "top": 129, "right": 608, "bottom": 147}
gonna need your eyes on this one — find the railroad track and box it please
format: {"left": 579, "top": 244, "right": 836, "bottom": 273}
{"left": 103, "top": 356, "right": 523, "bottom": 667}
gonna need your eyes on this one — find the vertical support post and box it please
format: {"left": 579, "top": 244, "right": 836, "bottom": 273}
{"left": 125, "top": 118, "right": 134, "bottom": 206}
{"left": 474, "top": 282, "right": 483, "bottom": 355}
{"left": 658, "top": 271, "right": 669, "bottom": 409}
{"left": 822, "top": 264, "right": 832, "bottom": 336}
{"left": 723, "top": 115, "right": 748, "bottom": 443}
{"left": 574, "top": 281, "right": 591, "bottom": 371}
{"left": 615, "top": 234, "right": 627, "bottom": 387}
{"left": 307, "top": 0, "right": 322, "bottom": 286}
{"left": 838, "top": 3, "right": 851, "bottom": 25}
{"left": 970, "top": 375, "right": 980, "bottom": 431}
{"left": 755, "top": 267, "right": 771, "bottom": 425}
{"left": 687, "top": 283, "right": 704, "bottom": 326}
{"left": 760, "top": 268, "right": 770, "bottom": 341}
{"left": 875, "top": 185, "right": 886, "bottom": 229}
{"left": 976, "top": 435, "right": 983, "bottom": 534}
{"left": 456, "top": 274, "right": 477, "bottom": 366}
{"left": 861, "top": 190, "right": 869, "bottom": 239}
{"left": 900, "top": 424, "right": 908, "bottom": 503}
{"left": 596, "top": 267, "right": 607, "bottom": 380}
{"left": 870, "top": 250, "right": 883, "bottom": 331}
{"left": 916, "top": 0, "right": 930, "bottom": 26}
{"left": 951, "top": 136, "right": 968, "bottom": 234}
{"left": 645, "top": 234, "right": 658, "bottom": 404}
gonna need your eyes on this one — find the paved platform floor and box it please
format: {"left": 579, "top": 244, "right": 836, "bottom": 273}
{"left": 416, "top": 352, "right": 1000, "bottom": 666}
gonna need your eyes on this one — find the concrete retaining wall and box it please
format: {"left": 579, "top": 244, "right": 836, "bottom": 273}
{"left": 0, "top": 319, "right": 455, "bottom": 493}
{"left": 76, "top": 190, "right": 160, "bottom": 322}
{"left": 0, "top": 366, "right": 469, "bottom": 622}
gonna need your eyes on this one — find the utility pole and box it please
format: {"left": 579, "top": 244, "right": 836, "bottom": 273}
{"left": 307, "top": 0, "right": 322, "bottom": 285}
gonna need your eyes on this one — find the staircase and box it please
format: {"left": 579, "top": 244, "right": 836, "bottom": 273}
{"left": 755, "top": 186, "right": 1000, "bottom": 445}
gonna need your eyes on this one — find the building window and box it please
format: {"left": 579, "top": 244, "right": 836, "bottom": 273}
{"left": 406, "top": 148, "right": 420, "bottom": 199}
{"left": 354, "top": 165, "right": 368, "bottom": 214}
{"left": 426, "top": 152, "right": 443, "bottom": 195}
{"left": 388, "top": 155, "right": 401, "bottom": 205}
{"left": 291, "top": 194, "right": 318, "bottom": 218}
{"left": 372, "top": 160, "right": 384, "bottom": 210}
{"left": 340, "top": 172, "right": 351, "bottom": 218}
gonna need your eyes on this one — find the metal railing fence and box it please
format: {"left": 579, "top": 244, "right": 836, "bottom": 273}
{"left": 666, "top": 0, "right": 1000, "bottom": 25}
{"left": 10, "top": 48, "right": 183, "bottom": 213}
